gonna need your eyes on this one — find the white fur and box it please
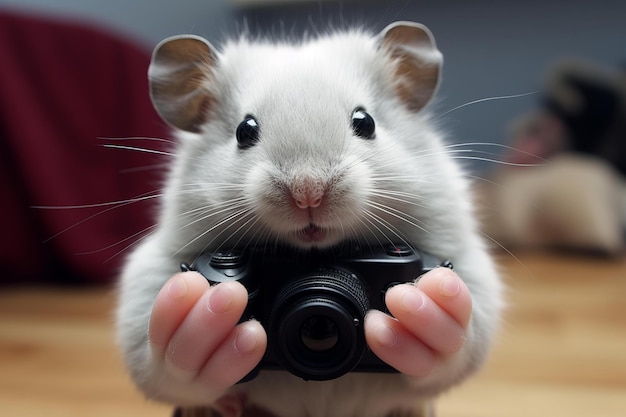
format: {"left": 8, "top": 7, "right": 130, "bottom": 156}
{"left": 117, "top": 26, "right": 502, "bottom": 417}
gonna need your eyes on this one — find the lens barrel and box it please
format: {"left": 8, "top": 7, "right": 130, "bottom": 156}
{"left": 268, "top": 267, "right": 370, "bottom": 381}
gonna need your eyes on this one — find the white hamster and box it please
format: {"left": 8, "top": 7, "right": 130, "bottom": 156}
{"left": 116, "top": 21, "right": 502, "bottom": 417}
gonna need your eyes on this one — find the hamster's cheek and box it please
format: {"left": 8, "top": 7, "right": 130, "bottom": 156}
{"left": 243, "top": 164, "right": 296, "bottom": 233}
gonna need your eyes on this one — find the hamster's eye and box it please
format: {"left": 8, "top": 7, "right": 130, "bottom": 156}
{"left": 236, "top": 116, "right": 260, "bottom": 149}
{"left": 351, "top": 108, "right": 375, "bottom": 139}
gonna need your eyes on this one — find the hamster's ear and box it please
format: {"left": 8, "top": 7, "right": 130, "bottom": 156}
{"left": 148, "top": 35, "right": 218, "bottom": 133}
{"left": 378, "top": 22, "right": 442, "bottom": 112}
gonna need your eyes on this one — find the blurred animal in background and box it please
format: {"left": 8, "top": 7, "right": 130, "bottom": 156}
{"left": 478, "top": 58, "right": 626, "bottom": 255}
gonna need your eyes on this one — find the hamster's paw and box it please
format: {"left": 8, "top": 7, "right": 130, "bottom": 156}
{"left": 148, "top": 272, "right": 267, "bottom": 402}
{"left": 365, "top": 267, "right": 472, "bottom": 377}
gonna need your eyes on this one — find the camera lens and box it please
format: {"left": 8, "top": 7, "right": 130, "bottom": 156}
{"left": 268, "top": 267, "right": 370, "bottom": 381}
{"left": 300, "top": 315, "right": 339, "bottom": 352}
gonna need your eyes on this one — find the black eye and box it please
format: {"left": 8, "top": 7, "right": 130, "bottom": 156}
{"left": 236, "top": 116, "right": 260, "bottom": 149}
{"left": 351, "top": 108, "right": 375, "bottom": 139}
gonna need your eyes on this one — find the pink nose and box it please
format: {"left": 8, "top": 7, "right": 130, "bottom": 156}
{"left": 291, "top": 178, "right": 324, "bottom": 209}
{"left": 294, "top": 193, "right": 323, "bottom": 209}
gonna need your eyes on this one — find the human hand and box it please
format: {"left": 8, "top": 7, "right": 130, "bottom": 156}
{"left": 148, "top": 271, "right": 267, "bottom": 406}
{"left": 364, "top": 267, "right": 472, "bottom": 376}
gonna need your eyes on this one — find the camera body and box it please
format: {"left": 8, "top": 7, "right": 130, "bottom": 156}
{"left": 185, "top": 243, "right": 444, "bottom": 381}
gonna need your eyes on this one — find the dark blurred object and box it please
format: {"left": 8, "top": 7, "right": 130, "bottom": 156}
{"left": 0, "top": 10, "right": 169, "bottom": 285}
{"left": 505, "top": 58, "right": 626, "bottom": 172}
{"left": 544, "top": 58, "right": 626, "bottom": 176}
{"left": 479, "top": 58, "right": 626, "bottom": 256}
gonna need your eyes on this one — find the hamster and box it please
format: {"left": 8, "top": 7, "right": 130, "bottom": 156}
{"left": 116, "top": 21, "right": 502, "bottom": 417}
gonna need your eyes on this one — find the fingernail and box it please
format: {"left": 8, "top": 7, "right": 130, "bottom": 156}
{"left": 234, "top": 326, "right": 260, "bottom": 354}
{"left": 207, "top": 283, "right": 234, "bottom": 314}
{"left": 440, "top": 275, "right": 461, "bottom": 297}
{"left": 168, "top": 275, "right": 187, "bottom": 299}
{"left": 401, "top": 289, "right": 425, "bottom": 313}
{"left": 376, "top": 323, "right": 398, "bottom": 348}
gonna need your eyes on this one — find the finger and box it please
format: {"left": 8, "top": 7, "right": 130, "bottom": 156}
{"left": 149, "top": 272, "right": 210, "bottom": 357}
{"left": 164, "top": 281, "right": 249, "bottom": 381}
{"left": 198, "top": 320, "right": 267, "bottom": 389}
{"left": 364, "top": 310, "right": 436, "bottom": 377}
{"left": 415, "top": 267, "right": 473, "bottom": 328}
{"left": 385, "top": 282, "right": 466, "bottom": 354}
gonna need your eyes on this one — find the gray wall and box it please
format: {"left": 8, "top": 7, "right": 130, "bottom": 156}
{"left": 2, "top": 0, "right": 624, "bottom": 171}
{"left": 0, "top": 0, "right": 236, "bottom": 47}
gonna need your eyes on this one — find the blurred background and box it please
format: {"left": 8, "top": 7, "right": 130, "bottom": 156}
{"left": 4, "top": 0, "right": 626, "bottom": 155}
{"left": 1, "top": 0, "right": 624, "bottom": 284}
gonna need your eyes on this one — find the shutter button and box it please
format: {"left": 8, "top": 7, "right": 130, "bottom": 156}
{"left": 385, "top": 244, "right": 413, "bottom": 257}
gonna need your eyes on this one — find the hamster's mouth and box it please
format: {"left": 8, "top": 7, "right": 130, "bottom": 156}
{"left": 297, "top": 223, "right": 326, "bottom": 243}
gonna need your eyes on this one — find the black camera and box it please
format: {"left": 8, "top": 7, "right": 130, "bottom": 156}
{"left": 182, "top": 243, "right": 446, "bottom": 381}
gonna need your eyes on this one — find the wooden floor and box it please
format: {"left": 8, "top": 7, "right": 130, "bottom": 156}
{"left": 1, "top": 251, "right": 625, "bottom": 417}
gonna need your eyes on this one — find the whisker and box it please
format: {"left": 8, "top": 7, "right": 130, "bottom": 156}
{"left": 450, "top": 156, "right": 545, "bottom": 167}
{"left": 118, "top": 163, "right": 171, "bottom": 175}
{"left": 367, "top": 190, "right": 427, "bottom": 210}
{"left": 397, "top": 147, "right": 534, "bottom": 168}
{"left": 466, "top": 174, "right": 507, "bottom": 189}
{"left": 369, "top": 176, "right": 435, "bottom": 185}
{"left": 437, "top": 91, "right": 538, "bottom": 119}
{"left": 178, "top": 197, "right": 249, "bottom": 229}
{"left": 370, "top": 192, "right": 427, "bottom": 211}
{"left": 100, "top": 144, "right": 180, "bottom": 158}
{"left": 361, "top": 209, "right": 412, "bottom": 247}
{"left": 102, "top": 202, "right": 243, "bottom": 262}
{"left": 352, "top": 216, "right": 385, "bottom": 249}
{"left": 32, "top": 194, "right": 162, "bottom": 210}
{"left": 440, "top": 141, "right": 549, "bottom": 163}
{"left": 357, "top": 211, "right": 394, "bottom": 247}
{"left": 405, "top": 148, "right": 476, "bottom": 159}
{"left": 176, "top": 183, "right": 244, "bottom": 191}
{"left": 37, "top": 193, "right": 164, "bottom": 243}
{"left": 174, "top": 206, "right": 253, "bottom": 256}
{"left": 33, "top": 187, "right": 226, "bottom": 242}
{"left": 365, "top": 201, "right": 430, "bottom": 235}
{"left": 368, "top": 188, "right": 421, "bottom": 199}
{"left": 480, "top": 231, "right": 536, "bottom": 280}
{"left": 77, "top": 223, "right": 157, "bottom": 257}
{"left": 197, "top": 207, "right": 258, "bottom": 252}
{"left": 97, "top": 136, "right": 176, "bottom": 144}
{"left": 218, "top": 211, "right": 266, "bottom": 252}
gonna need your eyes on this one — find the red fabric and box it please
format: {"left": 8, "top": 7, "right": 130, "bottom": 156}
{"left": 0, "top": 10, "right": 170, "bottom": 284}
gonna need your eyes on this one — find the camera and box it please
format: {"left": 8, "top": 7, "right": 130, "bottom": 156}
{"left": 182, "top": 243, "right": 446, "bottom": 381}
